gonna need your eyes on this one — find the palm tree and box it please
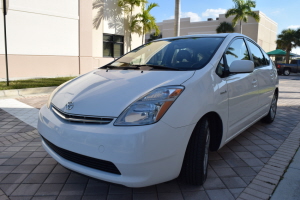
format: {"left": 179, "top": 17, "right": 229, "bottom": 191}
{"left": 276, "top": 29, "right": 300, "bottom": 64}
{"left": 216, "top": 22, "right": 235, "bottom": 33}
{"left": 225, "top": 0, "right": 260, "bottom": 34}
{"left": 137, "top": 3, "right": 160, "bottom": 44}
{"left": 118, "top": 0, "right": 148, "bottom": 50}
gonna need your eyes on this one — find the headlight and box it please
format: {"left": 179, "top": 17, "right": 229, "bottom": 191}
{"left": 47, "top": 80, "right": 73, "bottom": 108}
{"left": 114, "top": 86, "right": 184, "bottom": 126}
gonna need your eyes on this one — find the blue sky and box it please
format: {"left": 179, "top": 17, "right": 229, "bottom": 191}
{"left": 148, "top": 0, "right": 300, "bottom": 53}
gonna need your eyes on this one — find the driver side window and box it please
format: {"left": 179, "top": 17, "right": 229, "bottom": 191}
{"left": 225, "top": 39, "right": 250, "bottom": 67}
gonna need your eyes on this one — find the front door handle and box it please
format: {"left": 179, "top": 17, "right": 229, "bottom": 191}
{"left": 252, "top": 79, "right": 258, "bottom": 87}
{"left": 220, "top": 90, "right": 227, "bottom": 94}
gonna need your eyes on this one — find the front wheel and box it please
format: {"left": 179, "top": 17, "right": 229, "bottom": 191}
{"left": 180, "top": 118, "right": 210, "bottom": 185}
{"left": 283, "top": 68, "right": 290, "bottom": 76}
{"left": 262, "top": 93, "right": 278, "bottom": 123}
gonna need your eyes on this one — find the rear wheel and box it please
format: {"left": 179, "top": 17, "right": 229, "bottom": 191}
{"left": 262, "top": 93, "right": 278, "bottom": 123}
{"left": 283, "top": 68, "right": 290, "bottom": 76}
{"left": 180, "top": 118, "right": 210, "bottom": 185}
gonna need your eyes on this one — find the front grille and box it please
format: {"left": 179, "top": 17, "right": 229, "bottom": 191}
{"left": 42, "top": 136, "right": 121, "bottom": 175}
{"left": 52, "top": 105, "right": 114, "bottom": 124}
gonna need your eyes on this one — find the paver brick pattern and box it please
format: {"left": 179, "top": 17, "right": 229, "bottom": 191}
{"left": 0, "top": 76, "right": 300, "bottom": 199}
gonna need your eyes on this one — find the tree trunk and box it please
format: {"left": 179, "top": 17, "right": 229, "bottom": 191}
{"left": 240, "top": 20, "right": 242, "bottom": 34}
{"left": 174, "top": 0, "right": 180, "bottom": 36}
{"left": 286, "top": 51, "right": 290, "bottom": 64}
{"left": 129, "top": 8, "right": 133, "bottom": 51}
{"left": 142, "top": 30, "right": 144, "bottom": 44}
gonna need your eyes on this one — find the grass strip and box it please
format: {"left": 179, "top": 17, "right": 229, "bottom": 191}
{"left": 0, "top": 77, "right": 76, "bottom": 90}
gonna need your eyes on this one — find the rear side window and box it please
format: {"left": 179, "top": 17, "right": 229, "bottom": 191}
{"left": 225, "top": 38, "right": 250, "bottom": 67}
{"left": 262, "top": 51, "right": 270, "bottom": 65}
{"left": 246, "top": 40, "right": 266, "bottom": 67}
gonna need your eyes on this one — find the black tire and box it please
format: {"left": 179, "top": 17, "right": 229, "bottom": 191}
{"left": 262, "top": 93, "right": 278, "bottom": 123}
{"left": 180, "top": 118, "right": 210, "bottom": 185}
{"left": 283, "top": 68, "right": 290, "bottom": 76}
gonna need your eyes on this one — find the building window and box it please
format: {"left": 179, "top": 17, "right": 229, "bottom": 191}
{"left": 103, "top": 34, "right": 124, "bottom": 58}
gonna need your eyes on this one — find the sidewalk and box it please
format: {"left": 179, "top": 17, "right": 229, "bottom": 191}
{"left": 271, "top": 148, "right": 300, "bottom": 200}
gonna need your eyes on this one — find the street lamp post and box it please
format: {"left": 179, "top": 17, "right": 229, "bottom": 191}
{"left": 2, "top": 0, "right": 9, "bottom": 86}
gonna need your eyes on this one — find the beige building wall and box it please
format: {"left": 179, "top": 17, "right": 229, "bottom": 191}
{"left": 0, "top": 0, "right": 143, "bottom": 79}
{"left": 0, "top": 0, "right": 80, "bottom": 78}
{"left": 154, "top": 11, "right": 277, "bottom": 52}
{"left": 91, "top": 1, "right": 143, "bottom": 68}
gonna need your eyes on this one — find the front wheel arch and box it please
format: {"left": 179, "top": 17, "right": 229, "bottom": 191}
{"left": 179, "top": 112, "right": 223, "bottom": 185}
{"left": 205, "top": 112, "right": 223, "bottom": 151}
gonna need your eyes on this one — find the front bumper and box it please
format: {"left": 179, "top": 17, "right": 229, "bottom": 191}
{"left": 38, "top": 105, "right": 194, "bottom": 187}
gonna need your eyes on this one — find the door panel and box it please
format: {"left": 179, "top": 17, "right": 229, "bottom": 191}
{"left": 226, "top": 72, "right": 259, "bottom": 137}
{"left": 224, "top": 38, "right": 259, "bottom": 138}
{"left": 246, "top": 40, "right": 275, "bottom": 114}
{"left": 255, "top": 66, "right": 274, "bottom": 109}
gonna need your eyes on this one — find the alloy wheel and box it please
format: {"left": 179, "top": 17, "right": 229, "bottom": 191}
{"left": 203, "top": 127, "right": 210, "bottom": 174}
{"left": 270, "top": 95, "right": 277, "bottom": 119}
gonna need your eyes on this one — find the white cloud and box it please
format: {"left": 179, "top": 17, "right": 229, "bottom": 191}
{"left": 169, "top": 12, "right": 201, "bottom": 22}
{"left": 287, "top": 25, "right": 300, "bottom": 29}
{"left": 168, "top": 8, "right": 226, "bottom": 22}
{"left": 181, "top": 12, "right": 202, "bottom": 22}
{"left": 202, "top": 8, "right": 227, "bottom": 19}
{"left": 292, "top": 47, "right": 300, "bottom": 55}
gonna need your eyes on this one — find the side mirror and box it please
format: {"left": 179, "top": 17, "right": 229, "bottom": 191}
{"left": 229, "top": 60, "right": 254, "bottom": 73}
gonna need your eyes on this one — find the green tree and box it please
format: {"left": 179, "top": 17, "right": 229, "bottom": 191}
{"left": 276, "top": 28, "right": 300, "bottom": 64}
{"left": 137, "top": 3, "right": 160, "bottom": 44}
{"left": 225, "top": 0, "right": 260, "bottom": 34}
{"left": 216, "top": 22, "right": 235, "bottom": 33}
{"left": 118, "top": 0, "right": 148, "bottom": 50}
{"left": 148, "top": 32, "right": 162, "bottom": 42}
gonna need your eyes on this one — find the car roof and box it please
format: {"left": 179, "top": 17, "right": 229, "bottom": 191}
{"left": 156, "top": 33, "right": 245, "bottom": 41}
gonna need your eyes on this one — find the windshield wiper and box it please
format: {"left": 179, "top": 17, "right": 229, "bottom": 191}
{"left": 102, "top": 65, "right": 139, "bottom": 70}
{"left": 132, "top": 64, "right": 181, "bottom": 71}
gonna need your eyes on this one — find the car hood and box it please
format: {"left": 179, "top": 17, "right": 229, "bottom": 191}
{"left": 51, "top": 69, "right": 194, "bottom": 117}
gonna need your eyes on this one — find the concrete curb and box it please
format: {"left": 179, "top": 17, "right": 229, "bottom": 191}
{"left": 0, "top": 86, "right": 56, "bottom": 98}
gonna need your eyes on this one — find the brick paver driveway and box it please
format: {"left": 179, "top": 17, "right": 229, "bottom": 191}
{"left": 0, "top": 75, "right": 300, "bottom": 200}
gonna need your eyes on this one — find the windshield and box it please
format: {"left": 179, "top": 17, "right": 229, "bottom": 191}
{"left": 102, "top": 37, "right": 225, "bottom": 71}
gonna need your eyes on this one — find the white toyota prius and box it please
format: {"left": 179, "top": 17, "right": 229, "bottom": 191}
{"left": 38, "top": 33, "right": 279, "bottom": 187}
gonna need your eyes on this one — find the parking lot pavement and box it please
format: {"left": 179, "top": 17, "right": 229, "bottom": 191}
{"left": 0, "top": 75, "right": 300, "bottom": 200}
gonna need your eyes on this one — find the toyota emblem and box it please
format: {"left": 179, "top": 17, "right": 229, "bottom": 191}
{"left": 66, "top": 102, "right": 74, "bottom": 110}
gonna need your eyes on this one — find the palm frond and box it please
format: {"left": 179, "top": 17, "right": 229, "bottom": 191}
{"left": 232, "top": 15, "right": 240, "bottom": 27}
{"left": 247, "top": 11, "right": 260, "bottom": 22}
{"left": 225, "top": 9, "right": 238, "bottom": 18}
{"left": 243, "top": 15, "right": 248, "bottom": 23}
{"left": 147, "top": 3, "right": 159, "bottom": 12}
{"left": 93, "top": 0, "right": 104, "bottom": 9}
{"left": 93, "top": 9, "right": 103, "bottom": 29}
